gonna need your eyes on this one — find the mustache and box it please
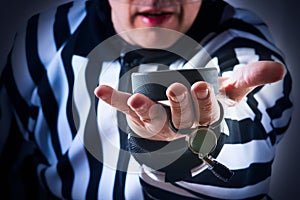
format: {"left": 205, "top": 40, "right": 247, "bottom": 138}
{"left": 113, "top": 0, "right": 201, "bottom": 7}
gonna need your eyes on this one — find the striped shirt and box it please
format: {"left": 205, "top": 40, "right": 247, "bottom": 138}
{"left": 0, "top": 0, "right": 293, "bottom": 199}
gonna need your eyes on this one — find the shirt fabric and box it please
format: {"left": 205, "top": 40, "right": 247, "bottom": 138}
{"left": 0, "top": 0, "right": 293, "bottom": 199}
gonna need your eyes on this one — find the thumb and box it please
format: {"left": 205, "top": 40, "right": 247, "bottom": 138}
{"left": 219, "top": 61, "right": 285, "bottom": 103}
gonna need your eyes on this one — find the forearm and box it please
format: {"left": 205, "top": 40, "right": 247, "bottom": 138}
{"left": 127, "top": 120, "right": 225, "bottom": 182}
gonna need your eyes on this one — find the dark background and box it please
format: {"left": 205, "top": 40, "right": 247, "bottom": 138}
{"left": 0, "top": 0, "right": 299, "bottom": 199}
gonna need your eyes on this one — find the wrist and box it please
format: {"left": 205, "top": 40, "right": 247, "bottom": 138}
{"left": 127, "top": 127, "right": 203, "bottom": 182}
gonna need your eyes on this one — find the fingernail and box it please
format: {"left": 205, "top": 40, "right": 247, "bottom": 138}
{"left": 196, "top": 88, "right": 209, "bottom": 99}
{"left": 131, "top": 99, "right": 146, "bottom": 111}
{"left": 169, "top": 92, "right": 186, "bottom": 102}
{"left": 134, "top": 103, "right": 148, "bottom": 113}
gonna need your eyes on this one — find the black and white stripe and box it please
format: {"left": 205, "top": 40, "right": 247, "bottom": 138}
{"left": 0, "top": 0, "right": 293, "bottom": 199}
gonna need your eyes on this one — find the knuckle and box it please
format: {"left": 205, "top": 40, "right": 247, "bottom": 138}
{"left": 173, "top": 119, "right": 193, "bottom": 129}
{"left": 200, "top": 100, "right": 213, "bottom": 112}
{"left": 198, "top": 99, "right": 220, "bottom": 125}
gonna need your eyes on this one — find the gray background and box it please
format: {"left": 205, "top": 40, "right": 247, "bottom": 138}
{"left": 0, "top": 0, "right": 299, "bottom": 199}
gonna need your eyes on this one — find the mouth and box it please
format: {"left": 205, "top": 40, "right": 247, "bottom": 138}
{"left": 136, "top": 10, "right": 174, "bottom": 26}
{"left": 137, "top": 11, "right": 173, "bottom": 17}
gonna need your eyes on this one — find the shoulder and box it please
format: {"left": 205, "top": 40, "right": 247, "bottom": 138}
{"left": 19, "top": 0, "right": 113, "bottom": 63}
{"left": 189, "top": 0, "right": 273, "bottom": 44}
{"left": 25, "top": 1, "right": 88, "bottom": 49}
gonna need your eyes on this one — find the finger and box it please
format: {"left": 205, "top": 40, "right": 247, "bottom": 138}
{"left": 166, "top": 83, "right": 194, "bottom": 129}
{"left": 94, "top": 85, "right": 131, "bottom": 113}
{"left": 94, "top": 85, "right": 142, "bottom": 125}
{"left": 191, "top": 81, "right": 220, "bottom": 126}
{"left": 127, "top": 93, "right": 154, "bottom": 123}
{"left": 128, "top": 94, "right": 167, "bottom": 131}
{"left": 219, "top": 61, "right": 285, "bottom": 102}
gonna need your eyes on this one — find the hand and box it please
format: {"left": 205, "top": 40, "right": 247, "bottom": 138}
{"left": 94, "top": 61, "right": 285, "bottom": 141}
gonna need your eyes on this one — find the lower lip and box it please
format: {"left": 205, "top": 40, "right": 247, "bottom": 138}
{"left": 139, "top": 14, "right": 172, "bottom": 26}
